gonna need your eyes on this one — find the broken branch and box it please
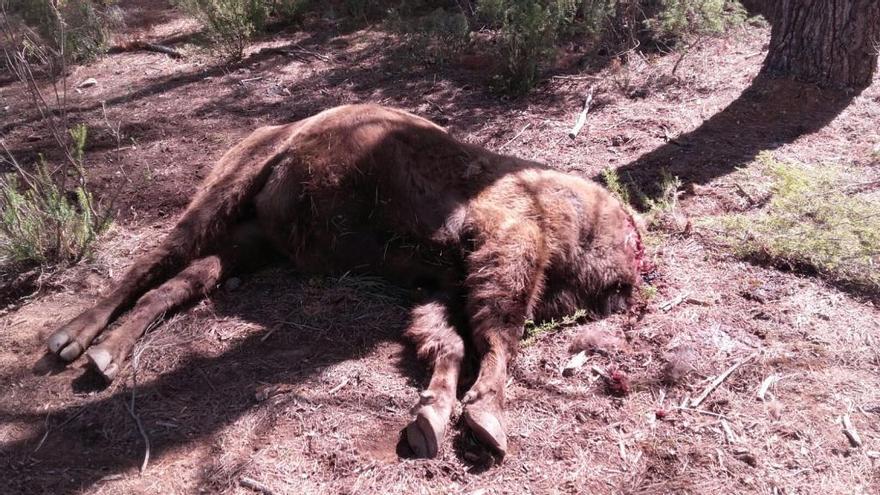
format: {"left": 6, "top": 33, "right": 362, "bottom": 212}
{"left": 240, "top": 476, "right": 277, "bottom": 495}
{"left": 328, "top": 376, "right": 350, "bottom": 396}
{"left": 842, "top": 414, "right": 862, "bottom": 447}
{"left": 756, "top": 373, "right": 778, "bottom": 401}
{"left": 659, "top": 291, "right": 691, "bottom": 312}
{"left": 109, "top": 41, "right": 184, "bottom": 59}
{"left": 562, "top": 350, "right": 588, "bottom": 377}
{"left": 499, "top": 123, "right": 531, "bottom": 150}
{"left": 568, "top": 85, "right": 596, "bottom": 140}
{"left": 691, "top": 354, "right": 756, "bottom": 407}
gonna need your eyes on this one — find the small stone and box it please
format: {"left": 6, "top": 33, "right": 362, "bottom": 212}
{"left": 562, "top": 350, "right": 588, "bottom": 377}
{"left": 77, "top": 77, "right": 98, "bottom": 88}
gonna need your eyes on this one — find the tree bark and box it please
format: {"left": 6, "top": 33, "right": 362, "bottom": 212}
{"left": 761, "top": 0, "right": 880, "bottom": 89}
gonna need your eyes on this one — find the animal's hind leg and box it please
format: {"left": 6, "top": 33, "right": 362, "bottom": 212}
{"left": 404, "top": 298, "right": 465, "bottom": 459}
{"left": 85, "top": 221, "right": 269, "bottom": 381}
{"left": 48, "top": 217, "right": 211, "bottom": 361}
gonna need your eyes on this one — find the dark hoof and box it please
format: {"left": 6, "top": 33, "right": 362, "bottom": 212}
{"left": 463, "top": 406, "right": 507, "bottom": 457}
{"left": 406, "top": 394, "right": 452, "bottom": 458}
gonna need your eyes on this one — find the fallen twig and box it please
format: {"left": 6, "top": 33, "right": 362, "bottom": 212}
{"left": 499, "top": 123, "right": 531, "bottom": 150}
{"left": 658, "top": 291, "right": 691, "bottom": 312}
{"left": 676, "top": 406, "right": 730, "bottom": 420}
{"left": 756, "top": 374, "right": 778, "bottom": 401}
{"left": 552, "top": 74, "right": 602, "bottom": 81}
{"left": 127, "top": 339, "right": 152, "bottom": 474}
{"left": 125, "top": 397, "right": 151, "bottom": 474}
{"left": 568, "top": 85, "right": 596, "bottom": 139}
{"left": 846, "top": 180, "right": 880, "bottom": 194}
{"left": 691, "top": 354, "right": 756, "bottom": 407}
{"left": 842, "top": 414, "right": 863, "bottom": 447}
{"left": 141, "top": 42, "right": 184, "bottom": 59}
{"left": 721, "top": 419, "right": 737, "bottom": 444}
{"left": 110, "top": 41, "right": 184, "bottom": 59}
{"left": 240, "top": 476, "right": 277, "bottom": 495}
{"left": 562, "top": 350, "right": 588, "bottom": 377}
{"left": 290, "top": 45, "right": 330, "bottom": 62}
{"left": 328, "top": 376, "right": 350, "bottom": 396}
{"left": 259, "top": 45, "right": 330, "bottom": 63}
{"left": 734, "top": 183, "right": 757, "bottom": 204}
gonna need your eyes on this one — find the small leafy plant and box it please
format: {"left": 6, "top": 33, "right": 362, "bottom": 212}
{"left": 0, "top": 125, "right": 112, "bottom": 265}
{"left": 707, "top": 153, "right": 880, "bottom": 293}
{"left": 523, "top": 308, "right": 587, "bottom": 346}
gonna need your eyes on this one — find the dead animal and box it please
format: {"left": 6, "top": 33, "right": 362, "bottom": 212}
{"left": 46, "top": 104, "right": 646, "bottom": 460}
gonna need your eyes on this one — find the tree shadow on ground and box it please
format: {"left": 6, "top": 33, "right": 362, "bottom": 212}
{"left": 606, "top": 74, "right": 860, "bottom": 199}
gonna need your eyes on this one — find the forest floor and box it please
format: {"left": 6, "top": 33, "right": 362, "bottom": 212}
{"left": 1, "top": 2, "right": 879, "bottom": 494}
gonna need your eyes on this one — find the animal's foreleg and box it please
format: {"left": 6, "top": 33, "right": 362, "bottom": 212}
{"left": 461, "top": 224, "right": 546, "bottom": 457}
{"left": 404, "top": 298, "right": 465, "bottom": 458}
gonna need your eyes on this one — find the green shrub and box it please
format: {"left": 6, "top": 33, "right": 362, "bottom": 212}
{"left": 270, "top": 0, "right": 313, "bottom": 22}
{"left": 0, "top": 125, "right": 112, "bottom": 265}
{"left": 639, "top": 170, "right": 682, "bottom": 229}
{"left": 5, "top": 0, "right": 121, "bottom": 63}
{"left": 479, "top": 0, "right": 579, "bottom": 93}
{"left": 601, "top": 166, "right": 632, "bottom": 206}
{"left": 523, "top": 308, "right": 587, "bottom": 346}
{"left": 707, "top": 153, "right": 880, "bottom": 293}
{"left": 647, "top": 0, "right": 746, "bottom": 44}
{"left": 175, "top": 0, "right": 268, "bottom": 59}
{"left": 601, "top": 167, "right": 683, "bottom": 227}
{"left": 390, "top": 7, "right": 470, "bottom": 63}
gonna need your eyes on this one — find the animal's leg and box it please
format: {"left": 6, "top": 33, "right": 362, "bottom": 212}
{"left": 404, "top": 298, "right": 465, "bottom": 458}
{"left": 47, "top": 216, "right": 224, "bottom": 361}
{"left": 461, "top": 221, "right": 547, "bottom": 457}
{"left": 48, "top": 124, "right": 288, "bottom": 361}
{"left": 85, "top": 221, "right": 269, "bottom": 381}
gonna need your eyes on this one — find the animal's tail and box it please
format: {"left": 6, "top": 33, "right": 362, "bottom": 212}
{"left": 104, "top": 123, "right": 294, "bottom": 314}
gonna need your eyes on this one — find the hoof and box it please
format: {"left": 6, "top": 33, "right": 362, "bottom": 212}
{"left": 463, "top": 405, "right": 507, "bottom": 457}
{"left": 58, "top": 341, "right": 84, "bottom": 362}
{"left": 406, "top": 404, "right": 447, "bottom": 458}
{"left": 47, "top": 330, "right": 71, "bottom": 354}
{"left": 86, "top": 347, "right": 119, "bottom": 381}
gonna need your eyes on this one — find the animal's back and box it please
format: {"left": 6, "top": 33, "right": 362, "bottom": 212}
{"left": 252, "top": 105, "right": 541, "bottom": 255}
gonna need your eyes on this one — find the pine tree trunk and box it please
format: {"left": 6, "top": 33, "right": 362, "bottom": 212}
{"left": 761, "top": 0, "right": 880, "bottom": 89}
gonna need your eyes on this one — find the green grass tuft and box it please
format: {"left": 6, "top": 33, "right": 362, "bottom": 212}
{"left": 523, "top": 308, "right": 587, "bottom": 346}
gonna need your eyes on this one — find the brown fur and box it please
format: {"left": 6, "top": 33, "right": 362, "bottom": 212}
{"left": 47, "top": 104, "right": 643, "bottom": 458}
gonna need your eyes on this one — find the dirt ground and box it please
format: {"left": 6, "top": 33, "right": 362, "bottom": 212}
{"left": 1, "top": 2, "right": 879, "bottom": 494}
